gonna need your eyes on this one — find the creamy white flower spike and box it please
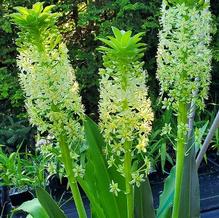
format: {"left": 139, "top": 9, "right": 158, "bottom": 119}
{"left": 98, "top": 27, "right": 153, "bottom": 187}
{"left": 12, "top": 2, "right": 85, "bottom": 175}
{"left": 156, "top": 3, "right": 213, "bottom": 217}
{"left": 157, "top": 3, "right": 213, "bottom": 111}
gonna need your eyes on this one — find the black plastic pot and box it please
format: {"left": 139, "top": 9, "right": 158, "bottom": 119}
{"left": 9, "top": 189, "right": 34, "bottom": 207}
{"left": 9, "top": 189, "right": 34, "bottom": 218}
{"left": 61, "top": 194, "right": 90, "bottom": 218}
{"left": 61, "top": 155, "right": 219, "bottom": 217}
{"left": 199, "top": 156, "right": 219, "bottom": 218}
{"left": 0, "top": 186, "right": 12, "bottom": 218}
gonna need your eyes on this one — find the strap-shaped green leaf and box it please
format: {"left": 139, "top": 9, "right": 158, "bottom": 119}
{"left": 134, "top": 177, "right": 156, "bottom": 218}
{"left": 78, "top": 116, "right": 122, "bottom": 218}
{"left": 157, "top": 167, "right": 175, "bottom": 218}
{"left": 157, "top": 130, "right": 200, "bottom": 218}
{"left": 178, "top": 129, "right": 200, "bottom": 218}
{"left": 11, "top": 198, "right": 49, "bottom": 218}
{"left": 36, "top": 187, "right": 67, "bottom": 218}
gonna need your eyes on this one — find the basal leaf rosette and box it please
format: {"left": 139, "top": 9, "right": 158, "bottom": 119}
{"left": 98, "top": 28, "right": 153, "bottom": 191}
{"left": 12, "top": 2, "right": 85, "bottom": 178}
{"left": 156, "top": 2, "right": 212, "bottom": 111}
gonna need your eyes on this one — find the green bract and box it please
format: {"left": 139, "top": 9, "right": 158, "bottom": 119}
{"left": 164, "top": 0, "right": 206, "bottom": 7}
{"left": 11, "top": 2, "right": 86, "bottom": 176}
{"left": 98, "top": 27, "right": 145, "bottom": 63}
{"left": 157, "top": 2, "right": 212, "bottom": 111}
{"left": 11, "top": 2, "right": 60, "bottom": 51}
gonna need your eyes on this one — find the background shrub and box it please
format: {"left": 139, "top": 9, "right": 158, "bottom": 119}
{"left": 0, "top": 0, "right": 218, "bottom": 165}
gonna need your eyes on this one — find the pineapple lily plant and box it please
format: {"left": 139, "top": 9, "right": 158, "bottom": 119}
{"left": 9, "top": 0, "right": 213, "bottom": 217}
{"left": 11, "top": 3, "right": 87, "bottom": 217}
{"left": 98, "top": 27, "right": 153, "bottom": 217}
{"left": 157, "top": 1, "right": 212, "bottom": 217}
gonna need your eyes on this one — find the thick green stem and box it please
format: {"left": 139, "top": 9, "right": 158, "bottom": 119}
{"left": 172, "top": 103, "right": 188, "bottom": 218}
{"left": 59, "top": 135, "right": 87, "bottom": 218}
{"left": 124, "top": 143, "right": 134, "bottom": 218}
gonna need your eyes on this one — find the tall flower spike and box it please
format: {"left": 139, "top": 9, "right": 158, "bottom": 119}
{"left": 11, "top": 2, "right": 86, "bottom": 174}
{"left": 98, "top": 27, "right": 154, "bottom": 187}
{"left": 12, "top": 4, "right": 88, "bottom": 217}
{"left": 156, "top": 2, "right": 213, "bottom": 111}
{"left": 156, "top": 3, "right": 213, "bottom": 218}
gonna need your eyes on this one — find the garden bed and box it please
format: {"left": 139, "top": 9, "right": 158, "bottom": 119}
{"left": 60, "top": 159, "right": 219, "bottom": 218}
{"left": 3, "top": 152, "right": 218, "bottom": 218}
{"left": 150, "top": 155, "right": 219, "bottom": 218}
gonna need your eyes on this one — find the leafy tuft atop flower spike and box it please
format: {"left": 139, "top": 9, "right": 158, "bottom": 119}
{"left": 98, "top": 27, "right": 146, "bottom": 63}
{"left": 11, "top": 2, "right": 60, "bottom": 51}
{"left": 164, "top": 0, "right": 206, "bottom": 7}
{"left": 11, "top": 2, "right": 59, "bottom": 30}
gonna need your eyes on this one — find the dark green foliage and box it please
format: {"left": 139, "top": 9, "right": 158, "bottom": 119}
{"left": 0, "top": 0, "right": 38, "bottom": 117}
{"left": 0, "top": 67, "right": 23, "bottom": 113}
{"left": 148, "top": 109, "right": 175, "bottom": 173}
{"left": 0, "top": 114, "right": 34, "bottom": 151}
{"left": 0, "top": 2, "right": 33, "bottom": 153}
{"left": 0, "top": 32, "right": 23, "bottom": 117}
{"left": 0, "top": 0, "right": 218, "bottom": 170}
{"left": 0, "top": 146, "right": 47, "bottom": 187}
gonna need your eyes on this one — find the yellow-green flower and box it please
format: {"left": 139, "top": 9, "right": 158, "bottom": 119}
{"left": 130, "top": 172, "right": 145, "bottom": 188}
{"left": 109, "top": 180, "right": 121, "bottom": 196}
